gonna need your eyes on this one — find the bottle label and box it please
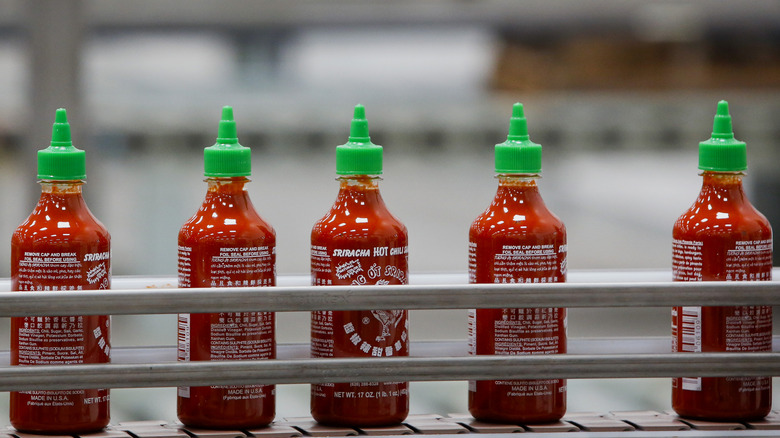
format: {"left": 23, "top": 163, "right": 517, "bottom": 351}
{"left": 672, "top": 239, "right": 772, "bottom": 281}
{"left": 489, "top": 244, "right": 564, "bottom": 284}
{"left": 468, "top": 241, "right": 566, "bottom": 397}
{"left": 311, "top": 244, "right": 409, "bottom": 401}
{"left": 671, "top": 238, "right": 772, "bottom": 393}
{"left": 178, "top": 245, "right": 275, "bottom": 288}
{"left": 468, "top": 308, "right": 567, "bottom": 395}
{"left": 16, "top": 250, "right": 110, "bottom": 291}
{"left": 177, "top": 245, "right": 275, "bottom": 401}
{"left": 311, "top": 244, "right": 408, "bottom": 286}
{"left": 177, "top": 311, "right": 274, "bottom": 399}
{"left": 312, "top": 310, "right": 409, "bottom": 359}
{"left": 468, "top": 242, "right": 477, "bottom": 283}
{"left": 13, "top": 249, "right": 111, "bottom": 410}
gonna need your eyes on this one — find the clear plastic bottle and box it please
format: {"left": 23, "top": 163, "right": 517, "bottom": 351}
{"left": 177, "top": 106, "right": 276, "bottom": 428}
{"left": 10, "top": 108, "right": 111, "bottom": 434}
{"left": 671, "top": 100, "right": 772, "bottom": 420}
{"left": 310, "top": 105, "right": 409, "bottom": 427}
{"left": 468, "top": 103, "right": 567, "bottom": 423}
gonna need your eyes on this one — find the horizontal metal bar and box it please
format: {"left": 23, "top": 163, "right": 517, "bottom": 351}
{"left": 0, "top": 352, "right": 777, "bottom": 392}
{"left": 0, "top": 280, "right": 778, "bottom": 316}
{"left": 2, "top": 336, "right": 775, "bottom": 364}
{"left": 5, "top": 336, "right": 779, "bottom": 363}
{"left": 3, "top": 0, "right": 779, "bottom": 33}
{"left": 0, "top": 337, "right": 685, "bottom": 367}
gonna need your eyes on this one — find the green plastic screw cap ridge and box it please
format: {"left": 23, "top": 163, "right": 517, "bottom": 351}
{"left": 37, "top": 108, "right": 86, "bottom": 180}
{"left": 336, "top": 104, "right": 383, "bottom": 175}
{"left": 204, "top": 106, "right": 251, "bottom": 177}
{"left": 698, "top": 100, "right": 747, "bottom": 172}
{"left": 495, "top": 103, "right": 542, "bottom": 174}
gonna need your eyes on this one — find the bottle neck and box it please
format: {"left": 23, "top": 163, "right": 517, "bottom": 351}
{"left": 698, "top": 171, "right": 747, "bottom": 204}
{"left": 202, "top": 177, "right": 254, "bottom": 212}
{"left": 337, "top": 174, "right": 381, "bottom": 188}
{"left": 39, "top": 180, "right": 84, "bottom": 195}
{"left": 493, "top": 173, "right": 544, "bottom": 205}
{"left": 335, "top": 174, "right": 386, "bottom": 208}
{"left": 36, "top": 180, "right": 87, "bottom": 213}
{"left": 700, "top": 171, "right": 744, "bottom": 184}
{"left": 496, "top": 173, "right": 540, "bottom": 186}
{"left": 206, "top": 176, "right": 250, "bottom": 192}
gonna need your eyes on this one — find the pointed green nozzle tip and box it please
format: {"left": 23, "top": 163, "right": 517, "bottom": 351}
{"left": 204, "top": 105, "right": 251, "bottom": 177}
{"left": 51, "top": 108, "right": 72, "bottom": 146}
{"left": 506, "top": 103, "right": 530, "bottom": 141}
{"left": 698, "top": 100, "right": 746, "bottom": 172}
{"left": 495, "top": 102, "right": 542, "bottom": 174}
{"left": 349, "top": 104, "right": 370, "bottom": 142}
{"left": 216, "top": 106, "right": 238, "bottom": 144}
{"left": 37, "top": 108, "right": 86, "bottom": 180}
{"left": 337, "top": 104, "right": 383, "bottom": 175}
{"left": 711, "top": 100, "right": 734, "bottom": 140}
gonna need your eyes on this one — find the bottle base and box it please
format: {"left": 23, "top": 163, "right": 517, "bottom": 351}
{"left": 178, "top": 415, "right": 274, "bottom": 430}
{"left": 469, "top": 411, "right": 565, "bottom": 425}
{"left": 312, "top": 412, "right": 408, "bottom": 428}
{"left": 672, "top": 407, "right": 771, "bottom": 423}
{"left": 11, "top": 421, "right": 108, "bottom": 436}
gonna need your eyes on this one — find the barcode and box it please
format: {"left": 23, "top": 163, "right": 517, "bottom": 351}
{"left": 177, "top": 313, "right": 190, "bottom": 361}
{"left": 680, "top": 307, "right": 701, "bottom": 353}
{"left": 177, "top": 313, "right": 191, "bottom": 398}
{"left": 680, "top": 307, "right": 702, "bottom": 392}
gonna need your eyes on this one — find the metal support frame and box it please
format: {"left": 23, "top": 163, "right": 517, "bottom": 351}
{"left": 0, "top": 272, "right": 778, "bottom": 392}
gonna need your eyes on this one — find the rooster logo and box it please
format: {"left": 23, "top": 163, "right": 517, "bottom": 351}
{"left": 371, "top": 310, "right": 404, "bottom": 342}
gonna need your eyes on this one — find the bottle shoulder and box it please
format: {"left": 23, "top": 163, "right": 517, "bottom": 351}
{"left": 312, "top": 210, "right": 407, "bottom": 243}
{"left": 179, "top": 206, "right": 276, "bottom": 244}
{"left": 13, "top": 194, "right": 109, "bottom": 246}
{"left": 312, "top": 184, "right": 407, "bottom": 242}
{"left": 674, "top": 193, "right": 771, "bottom": 240}
{"left": 470, "top": 190, "right": 565, "bottom": 240}
{"left": 312, "top": 206, "right": 407, "bottom": 244}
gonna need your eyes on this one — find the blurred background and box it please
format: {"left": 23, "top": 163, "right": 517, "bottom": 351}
{"left": 0, "top": 0, "right": 779, "bottom": 426}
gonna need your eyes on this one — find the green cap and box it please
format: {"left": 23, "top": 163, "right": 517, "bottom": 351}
{"left": 495, "top": 103, "right": 542, "bottom": 174}
{"left": 698, "top": 100, "right": 747, "bottom": 172}
{"left": 204, "top": 106, "right": 251, "bottom": 177}
{"left": 37, "top": 108, "right": 86, "bottom": 180}
{"left": 336, "top": 104, "right": 383, "bottom": 175}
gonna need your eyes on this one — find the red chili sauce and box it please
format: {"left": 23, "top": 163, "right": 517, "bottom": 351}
{"left": 672, "top": 172, "right": 772, "bottom": 420}
{"left": 311, "top": 176, "right": 409, "bottom": 427}
{"left": 177, "top": 177, "right": 276, "bottom": 429}
{"left": 11, "top": 182, "right": 111, "bottom": 434}
{"left": 468, "top": 176, "right": 567, "bottom": 424}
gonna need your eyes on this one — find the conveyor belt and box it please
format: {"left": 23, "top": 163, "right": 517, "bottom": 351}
{"left": 7, "top": 411, "right": 780, "bottom": 438}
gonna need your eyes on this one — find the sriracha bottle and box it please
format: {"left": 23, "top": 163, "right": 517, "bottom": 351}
{"left": 10, "top": 108, "right": 111, "bottom": 434}
{"left": 177, "top": 106, "right": 277, "bottom": 428}
{"left": 468, "top": 103, "right": 567, "bottom": 424}
{"left": 671, "top": 100, "right": 772, "bottom": 421}
{"left": 310, "top": 105, "right": 410, "bottom": 427}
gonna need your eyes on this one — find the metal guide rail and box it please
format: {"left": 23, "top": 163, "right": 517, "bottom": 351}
{"left": 0, "top": 271, "right": 779, "bottom": 437}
